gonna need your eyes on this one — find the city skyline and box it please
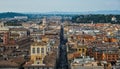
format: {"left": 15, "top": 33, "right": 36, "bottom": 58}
{"left": 0, "top": 0, "right": 120, "bottom": 13}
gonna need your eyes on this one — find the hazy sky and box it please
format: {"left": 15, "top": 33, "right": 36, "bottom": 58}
{"left": 0, "top": 0, "right": 120, "bottom": 12}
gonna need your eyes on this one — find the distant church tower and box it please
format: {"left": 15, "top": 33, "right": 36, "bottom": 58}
{"left": 42, "top": 17, "right": 47, "bottom": 25}
{"left": 111, "top": 16, "right": 117, "bottom": 22}
{"left": 3, "top": 32, "right": 9, "bottom": 45}
{"left": 54, "top": 25, "right": 69, "bottom": 69}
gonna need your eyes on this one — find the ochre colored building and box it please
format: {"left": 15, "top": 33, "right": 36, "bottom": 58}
{"left": 77, "top": 45, "right": 87, "bottom": 57}
{"left": 30, "top": 41, "right": 47, "bottom": 65}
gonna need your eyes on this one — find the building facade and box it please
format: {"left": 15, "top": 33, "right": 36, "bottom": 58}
{"left": 30, "top": 42, "right": 47, "bottom": 65}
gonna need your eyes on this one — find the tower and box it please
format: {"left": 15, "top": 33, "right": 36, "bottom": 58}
{"left": 42, "top": 17, "right": 47, "bottom": 26}
{"left": 55, "top": 25, "right": 69, "bottom": 69}
{"left": 3, "top": 32, "right": 9, "bottom": 45}
{"left": 111, "top": 16, "right": 117, "bottom": 22}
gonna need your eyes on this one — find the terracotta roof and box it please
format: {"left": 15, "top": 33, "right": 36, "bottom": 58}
{"left": 11, "top": 57, "right": 25, "bottom": 65}
{"left": 31, "top": 41, "right": 47, "bottom": 46}
{"left": 10, "top": 33, "right": 19, "bottom": 36}
{"left": 0, "top": 60, "right": 19, "bottom": 67}
{"left": 10, "top": 28, "right": 27, "bottom": 31}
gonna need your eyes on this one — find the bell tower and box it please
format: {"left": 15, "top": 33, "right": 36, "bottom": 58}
{"left": 55, "top": 24, "right": 70, "bottom": 69}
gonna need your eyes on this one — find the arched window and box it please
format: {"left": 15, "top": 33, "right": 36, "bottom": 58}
{"left": 32, "top": 48, "right": 35, "bottom": 54}
{"left": 79, "top": 49, "right": 81, "bottom": 51}
{"left": 41, "top": 48, "right": 44, "bottom": 54}
{"left": 82, "top": 49, "right": 85, "bottom": 52}
{"left": 37, "top": 48, "right": 40, "bottom": 53}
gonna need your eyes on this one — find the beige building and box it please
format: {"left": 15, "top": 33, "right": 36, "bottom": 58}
{"left": 10, "top": 28, "right": 28, "bottom": 39}
{"left": 30, "top": 41, "right": 47, "bottom": 65}
{"left": 71, "top": 56, "right": 104, "bottom": 69}
{"left": 0, "top": 22, "right": 9, "bottom": 33}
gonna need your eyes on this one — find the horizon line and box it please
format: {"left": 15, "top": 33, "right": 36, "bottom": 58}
{"left": 0, "top": 10, "right": 120, "bottom": 13}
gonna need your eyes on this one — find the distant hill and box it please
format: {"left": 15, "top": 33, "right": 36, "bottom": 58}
{"left": 85, "top": 10, "right": 120, "bottom": 14}
{"left": 46, "top": 10, "right": 120, "bottom": 15}
{"left": 0, "top": 10, "right": 120, "bottom": 19}
{"left": 0, "top": 12, "right": 26, "bottom": 18}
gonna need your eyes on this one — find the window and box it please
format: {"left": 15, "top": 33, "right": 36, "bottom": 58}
{"left": 37, "top": 62, "right": 40, "bottom": 64}
{"left": 37, "top": 48, "right": 40, "bottom": 53}
{"left": 32, "top": 48, "right": 35, "bottom": 54}
{"left": 41, "top": 48, "right": 44, "bottom": 54}
{"left": 48, "top": 48, "right": 49, "bottom": 52}
{"left": 36, "top": 57, "right": 41, "bottom": 60}
{"left": 82, "top": 49, "right": 85, "bottom": 52}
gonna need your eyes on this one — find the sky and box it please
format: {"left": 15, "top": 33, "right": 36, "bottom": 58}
{"left": 0, "top": 0, "right": 120, "bottom": 12}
